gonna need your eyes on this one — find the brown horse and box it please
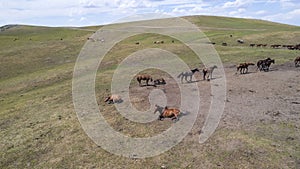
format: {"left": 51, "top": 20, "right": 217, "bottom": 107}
{"left": 154, "top": 105, "right": 181, "bottom": 122}
{"left": 136, "top": 74, "right": 153, "bottom": 86}
{"left": 237, "top": 62, "right": 255, "bottom": 74}
{"left": 295, "top": 56, "right": 300, "bottom": 67}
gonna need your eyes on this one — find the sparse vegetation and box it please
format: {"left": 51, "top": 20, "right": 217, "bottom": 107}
{"left": 0, "top": 16, "right": 299, "bottom": 168}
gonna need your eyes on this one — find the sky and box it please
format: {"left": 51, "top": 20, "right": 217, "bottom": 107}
{"left": 0, "top": 0, "right": 299, "bottom": 27}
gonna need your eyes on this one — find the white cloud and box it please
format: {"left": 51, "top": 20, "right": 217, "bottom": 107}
{"left": 0, "top": 0, "right": 299, "bottom": 26}
{"left": 255, "top": 10, "right": 267, "bottom": 15}
{"left": 222, "top": 0, "right": 254, "bottom": 8}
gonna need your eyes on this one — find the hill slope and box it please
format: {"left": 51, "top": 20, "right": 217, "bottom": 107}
{"left": 0, "top": 16, "right": 299, "bottom": 168}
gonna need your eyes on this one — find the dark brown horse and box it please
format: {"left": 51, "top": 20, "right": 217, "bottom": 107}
{"left": 257, "top": 58, "right": 271, "bottom": 71}
{"left": 295, "top": 56, "right": 300, "bottom": 67}
{"left": 257, "top": 58, "right": 275, "bottom": 71}
{"left": 177, "top": 68, "right": 199, "bottom": 83}
{"left": 154, "top": 105, "right": 181, "bottom": 122}
{"left": 136, "top": 74, "right": 153, "bottom": 86}
{"left": 237, "top": 62, "right": 255, "bottom": 74}
{"left": 153, "top": 78, "right": 166, "bottom": 85}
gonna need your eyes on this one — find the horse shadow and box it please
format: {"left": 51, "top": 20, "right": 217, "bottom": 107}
{"left": 184, "top": 80, "right": 201, "bottom": 84}
{"left": 203, "top": 76, "right": 222, "bottom": 81}
{"left": 140, "top": 84, "right": 157, "bottom": 87}
{"left": 179, "top": 111, "right": 191, "bottom": 118}
{"left": 107, "top": 99, "right": 123, "bottom": 104}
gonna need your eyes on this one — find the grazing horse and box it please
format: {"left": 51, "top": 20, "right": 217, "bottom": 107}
{"left": 153, "top": 78, "right": 166, "bottom": 85}
{"left": 294, "top": 56, "right": 300, "bottom": 67}
{"left": 177, "top": 68, "right": 199, "bottom": 83}
{"left": 154, "top": 105, "right": 181, "bottom": 122}
{"left": 137, "top": 74, "right": 153, "bottom": 86}
{"left": 202, "top": 65, "right": 217, "bottom": 81}
{"left": 237, "top": 62, "right": 255, "bottom": 74}
{"left": 104, "top": 94, "right": 122, "bottom": 104}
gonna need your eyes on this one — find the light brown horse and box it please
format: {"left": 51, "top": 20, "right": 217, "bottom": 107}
{"left": 104, "top": 94, "right": 122, "bottom": 104}
{"left": 237, "top": 62, "right": 255, "bottom": 74}
{"left": 154, "top": 105, "right": 181, "bottom": 122}
{"left": 136, "top": 74, "right": 153, "bottom": 86}
{"left": 295, "top": 56, "right": 300, "bottom": 67}
{"left": 202, "top": 65, "right": 217, "bottom": 81}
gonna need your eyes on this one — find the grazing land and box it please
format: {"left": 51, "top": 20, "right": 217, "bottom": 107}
{"left": 0, "top": 16, "right": 299, "bottom": 168}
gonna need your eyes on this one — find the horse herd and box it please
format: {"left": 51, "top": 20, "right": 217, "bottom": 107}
{"left": 104, "top": 56, "right": 300, "bottom": 122}
{"left": 104, "top": 65, "right": 220, "bottom": 122}
{"left": 249, "top": 44, "right": 300, "bottom": 50}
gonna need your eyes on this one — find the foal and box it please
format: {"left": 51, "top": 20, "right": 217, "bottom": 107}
{"left": 237, "top": 62, "right": 255, "bottom": 74}
{"left": 202, "top": 65, "right": 217, "bottom": 81}
{"left": 177, "top": 68, "right": 199, "bottom": 83}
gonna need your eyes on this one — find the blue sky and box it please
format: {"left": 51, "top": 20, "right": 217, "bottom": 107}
{"left": 0, "top": 0, "right": 299, "bottom": 27}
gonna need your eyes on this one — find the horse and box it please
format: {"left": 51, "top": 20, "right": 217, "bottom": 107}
{"left": 104, "top": 94, "right": 122, "bottom": 104}
{"left": 153, "top": 78, "right": 166, "bottom": 85}
{"left": 177, "top": 68, "right": 199, "bottom": 83}
{"left": 257, "top": 58, "right": 271, "bottom": 71}
{"left": 294, "top": 56, "right": 300, "bottom": 67}
{"left": 262, "top": 59, "right": 275, "bottom": 71}
{"left": 154, "top": 105, "right": 181, "bottom": 122}
{"left": 136, "top": 74, "right": 153, "bottom": 86}
{"left": 257, "top": 58, "right": 275, "bottom": 71}
{"left": 202, "top": 65, "right": 217, "bottom": 81}
{"left": 236, "top": 62, "right": 255, "bottom": 74}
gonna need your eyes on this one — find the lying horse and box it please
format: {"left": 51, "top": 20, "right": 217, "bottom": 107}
{"left": 153, "top": 78, "right": 166, "bottom": 85}
{"left": 104, "top": 94, "right": 122, "bottom": 104}
{"left": 154, "top": 105, "right": 181, "bottom": 122}
{"left": 237, "top": 62, "right": 255, "bottom": 74}
{"left": 177, "top": 68, "right": 199, "bottom": 83}
{"left": 295, "top": 56, "right": 300, "bottom": 67}
{"left": 203, "top": 65, "right": 217, "bottom": 81}
{"left": 137, "top": 74, "right": 153, "bottom": 86}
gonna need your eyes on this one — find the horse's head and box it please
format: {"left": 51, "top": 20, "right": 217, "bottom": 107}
{"left": 248, "top": 63, "right": 255, "bottom": 66}
{"left": 271, "top": 59, "right": 275, "bottom": 64}
{"left": 154, "top": 104, "right": 164, "bottom": 114}
{"left": 104, "top": 96, "right": 110, "bottom": 102}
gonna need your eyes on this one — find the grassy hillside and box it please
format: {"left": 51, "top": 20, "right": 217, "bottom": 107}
{"left": 0, "top": 16, "right": 299, "bottom": 168}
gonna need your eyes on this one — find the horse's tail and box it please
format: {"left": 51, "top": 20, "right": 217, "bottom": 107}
{"left": 177, "top": 72, "right": 182, "bottom": 78}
